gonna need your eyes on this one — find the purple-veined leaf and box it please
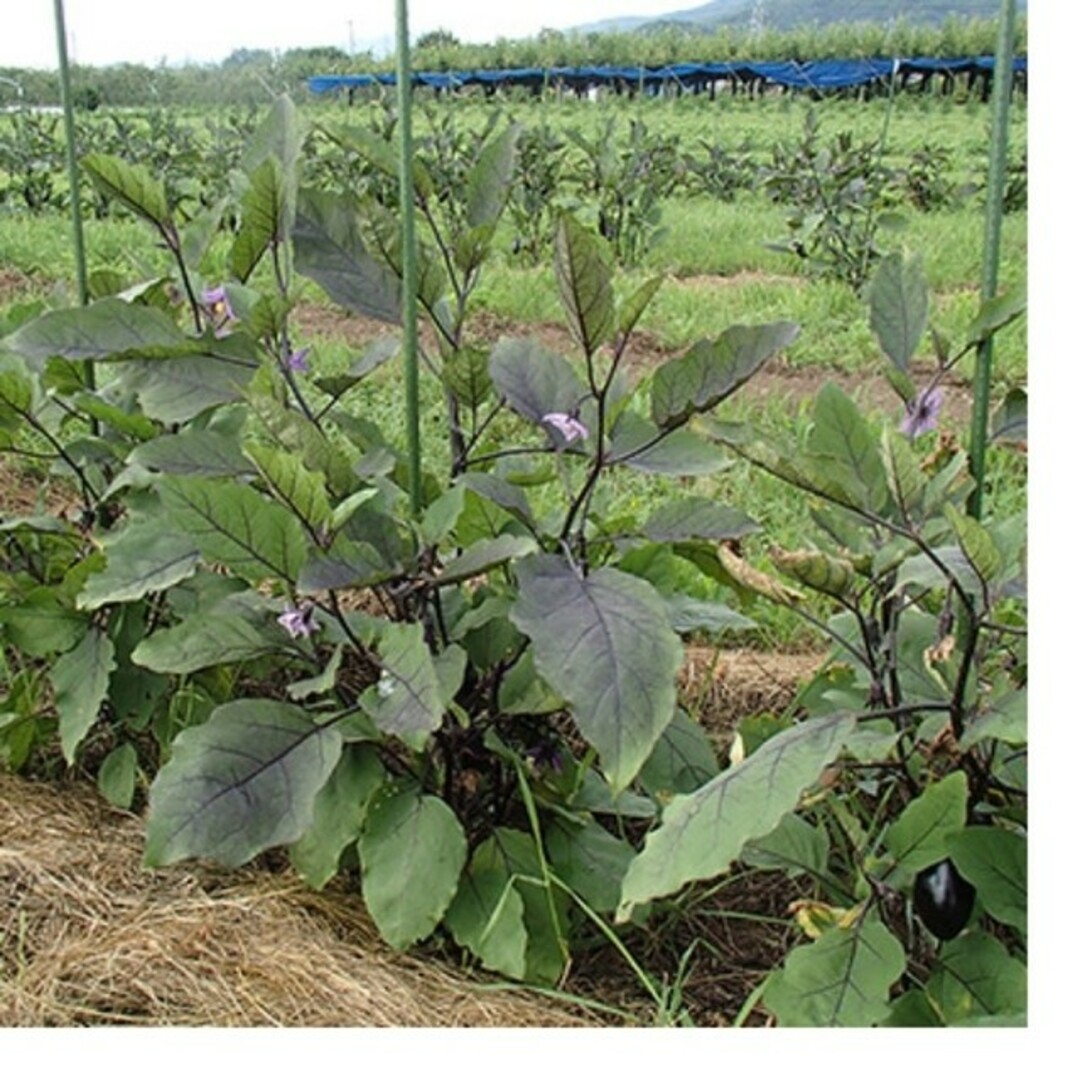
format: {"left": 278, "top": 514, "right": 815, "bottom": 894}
{"left": 361, "top": 623, "right": 443, "bottom": 742}
{"left": 78, "top": 518, "right": 200, "bottom": 611}
{"left": 651, "top": 322, "right": 799, "bottom": 430}
{"left": 293, "top": 188, "right": 401, "bottom": 325}
{"left": 82, "top": 153, "right": 173, "bottom": 236}
{"left": 555, "top": 213, "right": 615, "bottom": 358}
{"left": 868, "top": 251, "right": 930, "bottom": 373}
{"left": 488, "top": 337, "right": 587, "bottom": 424}
{"left": 511, "top": 554, "right": 682, "bottom": 793}
{"left": 145, "top": 699, "right": 342, "bottom": 868}
{"left": 642, "top": 496, "right": 760, "bottom": 543}
{"left": 617, "top": 713, "right": 854, "bottom": 919}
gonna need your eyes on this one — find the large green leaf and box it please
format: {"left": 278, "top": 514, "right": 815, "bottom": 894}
{"left": 436, "top": 535, "right": 537, "bottom": 586}
{"left": 637, "top": 709, "right": 720, "bottom": 798}
{"left": 145, "top": 700, "right": 341, "bottom": 868}
{"left": 742, "top": 812, "right": 831, "bottom": 880}
{"left": 78, "top": 518, "right": 200, "bottom": 610}
{"left": 361, "top": 622, "right": 444, "bottom": 741}
{"left": 0, "top": 590, "right": 87, "bottom": 658}
{"left": 925, "top": 932, "right": 1027, "bottom": 1024}
{"left": 444, "top": 835, "right": 528, "bottom": 980}
{"left": 608, "top": 412, "right": 729, "bottom": 475}
{"left": 240, "top": 94, "right": 302, "bottom": 217}
{"left": 664, "top": 595, "right": 756, "bottom": 635}
{"left": 555, "top": 213, "right": 615, "bottom": 358}
{"left": 82, "top": 153, "right": 173, "bottom": 237}
{"left": 617, "top": 713, "right": 854, "bottom": 919}
{"left": 466, "top": 123, "right": 520, "bottom": 229}
{"left": 289, "top": 745, "right": 386, "bottom": 890}
{"left": 944, "top": 504, "right": 1003, "bottom": 589}
{"left": 488, "top": 338, "right": 587, "bottom": 424}
{"left": 119, "top": 334, "right": 261, "bottom": 424}
{"left": 50, "top": 628, "right": 117, "bottom": 763}
{"left": 546, "top": 816, "right": 634, "bottom": 914}
{"left": 297, "top": 536, "right": 397, "bottom": 592}
{"left": 961, "top": 688, "right": 1026, "bottom": 749}
{"left": 807, "top": 383, "right": 890, "bottom": 513}
{"left": 131, "top": 609, "right": 285, "bottom": 675}
{"left": 512, "top": 555, "right": 682, "bottom": 793}
{"left": 947, "top": 826, "right": 1026, "bottom": 933}
{"left": 618, "top": 275, "right": 664, "bottom": 337}
{"left": 159, "top": 475, "right": 308, "bottom": 585}
{"left": 650, "top": 322, "right": 799, "bottom": 430}
{"left": 0, "top": 367, "right": 33, "bottom": 434}
{"left": 442, "top": 346, "right": 493, "bottom": 410}
{"left": 642, "top": 496, "right": 759, "bottom": 543}
{"left": 230, "top": 157, "right": 286, "bottom": 283}
{"left": 868, "top": 251, "right": 930, "bottom": 373}
{"left": 884, "top": 771, "right": 968, "bottom": 882}
{"left": 129, "top": 431, "right": 251, "bottom": 478}
{"left": 489, "top": 828, "right": 570, "bottom": 985}
{"left": 966, "top": 280, "right": 1026, "bottom": 348}
{"left": 245, "top": 442, "right": 332, "bottom": 532}
{"left": 763, "top": 914, "right": 906, "bottom": 1027}
{"left": 881, "top": 425, "right": 927, "bottom": 519}
{"left": 293, "top": 188, "right": 401, "bottom": 325}
{"left": 5, "top": 299, "right": 186, "bottom": 365}
{"left": 358, "top": 787, "right": 467, "bottom": 950}
{"left": 97, "top": 743, "right": 139, "bottom": 810}
{"left": 455, "top": 473, "right": 536, "bottom": 530}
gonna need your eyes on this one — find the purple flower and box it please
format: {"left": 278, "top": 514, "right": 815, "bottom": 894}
{"left": 285, "top": 347, "right": 311, "bottom": 373}
{"left": 900, "top": 386, "right": 944, "bottom": 438}
{"left": 202, "top": 285, "right": 235, "bottom": 335}
{"left": 277, "top": 600, "right": 318, "bottom": 639}
{"left": 542, "top": 411, "right": 589, "bottom": 444}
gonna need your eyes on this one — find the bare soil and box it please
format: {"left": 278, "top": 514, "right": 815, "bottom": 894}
{"left": 291, "top": 298, "right": 975, "bottom": 426}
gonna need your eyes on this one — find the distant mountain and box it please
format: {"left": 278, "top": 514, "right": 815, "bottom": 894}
{"left": 574, "top": 1, "right": 1026, "bottom": 36}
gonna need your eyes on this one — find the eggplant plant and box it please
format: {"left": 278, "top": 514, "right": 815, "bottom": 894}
{"left": 0, "top": 96, "right": 1026, "bottom": 1025}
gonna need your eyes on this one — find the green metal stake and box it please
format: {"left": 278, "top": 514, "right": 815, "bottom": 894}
{"left": 52, "top": 0, "right": 89, "bottom": 313}
{"left": 968, "top": 0, "right": 1017, "bottom": 521}
{"left": 395, "top": 0, "right": 423, "bottom": 517}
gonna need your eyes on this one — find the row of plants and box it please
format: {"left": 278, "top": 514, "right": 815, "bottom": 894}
{"left": 2, "top": 100, "right": 1026, "bottom": 290}
{"left": 0, "top": 95, "right": 1026, "bottom": 1024}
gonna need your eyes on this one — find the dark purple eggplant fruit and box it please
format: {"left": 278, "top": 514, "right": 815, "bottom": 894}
{"left": 914, "top": 858, "right": 976, "bottom": 941}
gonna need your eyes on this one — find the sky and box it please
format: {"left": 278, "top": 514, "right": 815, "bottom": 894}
{"left": 0, "top": 0, "right": 689, "bottom": 70}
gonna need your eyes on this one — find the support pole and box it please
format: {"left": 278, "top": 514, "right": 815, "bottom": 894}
{"left": 394, "top": 0, "right": 423, "bottom": 516}
{"left": 968, "top": 0, "right": 1017, "bottom": 520}
{"left": 52, "top": 0, "right": 89, "bottom": 311}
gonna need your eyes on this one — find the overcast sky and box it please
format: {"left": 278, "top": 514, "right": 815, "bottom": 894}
{"left": 1, "top": 1, "right": 689, "bottom": 70}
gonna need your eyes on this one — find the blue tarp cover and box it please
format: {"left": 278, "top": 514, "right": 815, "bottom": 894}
{"left": 308, "top": 56, "right": 1025, "bottom": 95}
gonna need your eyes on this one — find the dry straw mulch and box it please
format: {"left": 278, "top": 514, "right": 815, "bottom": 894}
{"left": 0, "top": 771, "right": 597, "bottom": 1028}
